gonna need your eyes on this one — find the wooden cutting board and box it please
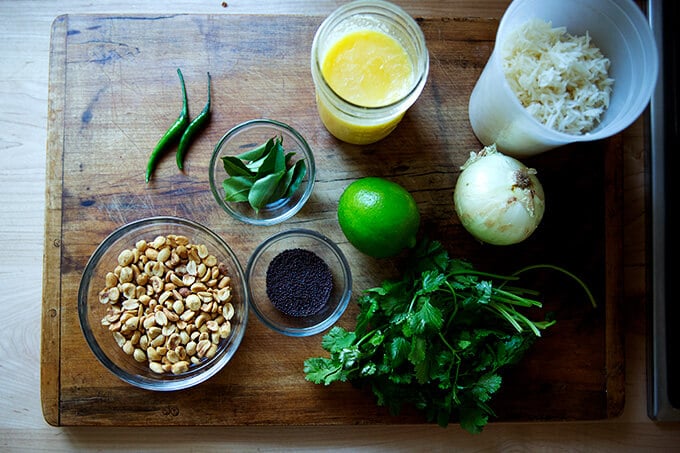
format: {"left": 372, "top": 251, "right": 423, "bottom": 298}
{"left": 42, "top": 13, "right": 624, "bottom": 427}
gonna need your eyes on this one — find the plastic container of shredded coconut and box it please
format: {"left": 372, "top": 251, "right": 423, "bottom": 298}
{"left": 468, "top": 0, "right": 658, "bottom": 156}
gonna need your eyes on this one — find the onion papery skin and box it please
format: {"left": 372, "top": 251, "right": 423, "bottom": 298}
{"left": 453, "top": 145, "right": 545, "bottom": 246}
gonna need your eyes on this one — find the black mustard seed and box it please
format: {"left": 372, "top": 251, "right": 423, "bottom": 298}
{"left": 265, "top": 248, "right": 333, "bottom": 317}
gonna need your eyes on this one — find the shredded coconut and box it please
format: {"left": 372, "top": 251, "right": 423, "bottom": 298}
{"left": 502, "top": 18, "right": 614, "bottom": 135}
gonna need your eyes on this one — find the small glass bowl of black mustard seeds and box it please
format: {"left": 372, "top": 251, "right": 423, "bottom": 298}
{"left": 246, "top": 229, "right": 352, "bottom": 337}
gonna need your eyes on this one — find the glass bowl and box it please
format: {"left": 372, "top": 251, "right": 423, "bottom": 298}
{"left": 246, "top": 229, "right": 352, "bottom": 337}
{"left": 78, "top": 216, "right": 249, "bottom": 391}
{"left": 209, "top": 119, "right": 316, "bottom": 226}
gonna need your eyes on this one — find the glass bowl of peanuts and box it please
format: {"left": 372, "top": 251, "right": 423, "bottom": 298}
{"left": 78, "top": 216, "right": 249, "bottom": 391}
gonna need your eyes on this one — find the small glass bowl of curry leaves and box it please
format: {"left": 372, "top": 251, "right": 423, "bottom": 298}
{"left": 210, "top": 119, "right": 315, "bottom": 225}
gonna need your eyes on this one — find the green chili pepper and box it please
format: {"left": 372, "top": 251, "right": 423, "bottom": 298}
{"left": 176, "top": 72, "right": 211, "bottom": 171}
{"left": 145, "top": 68, "right": 190, "bottom": 183}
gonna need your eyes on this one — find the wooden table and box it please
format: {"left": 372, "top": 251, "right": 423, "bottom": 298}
{"left": 2, "top": 0, "right": 679, "bottom": 450}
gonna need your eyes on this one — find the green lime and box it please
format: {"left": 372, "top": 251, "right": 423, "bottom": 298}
{"left": 337, "top": 177, "right": 420, "bottom": 258}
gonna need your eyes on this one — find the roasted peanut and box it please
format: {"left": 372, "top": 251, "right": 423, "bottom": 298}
{"left": 99, "top": 235, "right": 237, "bottom": 375}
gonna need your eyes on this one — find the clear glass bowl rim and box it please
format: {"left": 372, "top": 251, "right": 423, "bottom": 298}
{"left": 209, "top": 118, "right": 316, "bottom": 226}
{"left": 77, "top": 215, "right": 249, "bottom": 391}
{"left": 245, "top": 228, "right": 353, "bottom": 337}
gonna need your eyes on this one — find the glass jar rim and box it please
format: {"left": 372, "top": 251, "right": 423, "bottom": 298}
{"left": 310, "top": 0, "right": 430, "bottom": 121}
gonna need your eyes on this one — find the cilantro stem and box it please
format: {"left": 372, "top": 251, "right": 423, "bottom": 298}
{"left": 487, "top": 302, "right": 523, "bottom": 333}
{"left": 407, "top": 293, "right": 418, "bottom": 313}
{"left": 448, "top": 269, "right": 520, "bottom": 282}
{"left": 452, "top": 359, "right": 462, "bottom": 405}
{"left": 438, "top": 331, "right": 456, "bottom": 355}
{"left": 356, "top": 329, "right": 379, "bottom": 347}
{"left": 501, "top": 285, "right": 541, "bottom": 297}
{"left": 534, "top": 320, "right": 557, "bottom": 330}
{"left": 511, "top": 264, "right": 597, "bottom": 308}
{"left": 492, "top": 288, "right": 542, "bottom": 308}
{"left": 509, "top": 308, "right": 542, "bottom": 337}
{"left": 443, "top": 281, "right": 459, "bottom": 331}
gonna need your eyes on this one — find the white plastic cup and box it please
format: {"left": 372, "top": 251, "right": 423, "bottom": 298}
{"left": 468, "top": 0, "right": 658, "bottom": 157}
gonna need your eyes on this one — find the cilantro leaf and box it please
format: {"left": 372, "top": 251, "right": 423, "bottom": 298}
{"left": 419, "top": 270, "right": 447, "bottom": 294}
{"left": 303, "top": 357, "right": 345, "bottom": 385}
{"left": 471, "top": 373, "right": 502, "bottom": 403}
{"left": 320, "top": 326, "right": 356, "bottom": 353}
{"left": 459, "top": 407, "right": 489, "bottom": 434}
{"left": 388, "top": 337, "right": 410, "bottom": 368}
{"left": 304, "top": 239, "right": 562, "bottom": 434}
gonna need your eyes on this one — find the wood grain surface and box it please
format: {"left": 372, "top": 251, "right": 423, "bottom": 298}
{"left": 4, "top": 0, "right": 680, "bottom": 450}
{"left": 42, "top": 13, "right": 624, "bottom": 427}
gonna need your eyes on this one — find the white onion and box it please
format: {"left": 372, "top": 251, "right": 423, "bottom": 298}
{"left": 453, "top": 144, "right": 545, "bottom": 245}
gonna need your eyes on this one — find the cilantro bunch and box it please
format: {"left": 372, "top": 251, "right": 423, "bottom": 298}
{"left": 304, "top": 239, "right": 558, "bottom": 434}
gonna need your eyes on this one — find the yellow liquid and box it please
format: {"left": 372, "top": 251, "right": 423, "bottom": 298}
{"left": 318, "top": 29, "right": 414, "bottom": 144}
{"left": 322, "top": 30, "right": 413, "bottom": 107}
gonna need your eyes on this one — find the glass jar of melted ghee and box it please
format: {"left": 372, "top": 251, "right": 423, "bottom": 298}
{"left": 311, "top": 0, "right": 430, "bottom": 145}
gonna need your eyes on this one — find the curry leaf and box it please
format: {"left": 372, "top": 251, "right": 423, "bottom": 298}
{"left": 220, "top": 135, "right": 307, "bottom": 211}
{"left": 236, "top": 136, "right": 274, "bottom": 161}
{"left": 222, "top": 176, "right": 254, "bottom": 202}
{"left": 284, "top": 160, "right": 307, "bottom": 199}
{"left": 248, "top": 170, "right": 285, "bottom": 211}
{"left": 256, "top": 136, "right": 285, "bottom": 177}
{"left": 221, "top": 156, "right": 254, "bottom": 177}
{"left": 268, "top": 162, "right": 297, "bottom": 203}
